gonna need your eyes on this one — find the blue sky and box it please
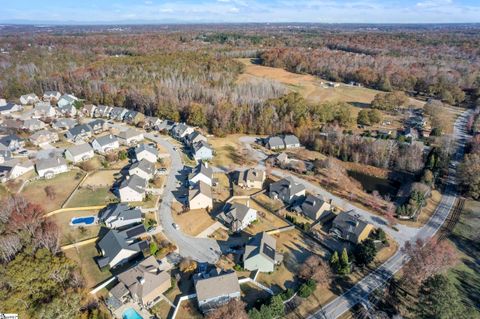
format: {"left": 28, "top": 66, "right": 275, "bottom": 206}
{"left": 1, "top": 0, "right": 479, "bottom": 23}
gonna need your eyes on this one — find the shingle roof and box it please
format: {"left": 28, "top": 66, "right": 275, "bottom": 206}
{"left": 130, "top": 159, "right": 155, "bottom": 176}
{"left": 238, "top": 168, "right": 265, "bottom": 184}
{"left": 218, "top": 202, "right": 254, "bottom": 228}
{"left": 189, "top": 162, "right": 213, "bottom": 180}
{"left": 66, "top": 143, "right": 93, "bottom": 157}
{"left": 118, "top": 128, "right": 142, "bottom": 140}
{"left": 98, "top": 203, "right": 142, "bottom": 223}
{"left": 189, "top": 180, "right": 212, "bottom": 200}
{"left": 283, "top": 134, "right": 300, "bottom": 146}
{"left": 267, "top": 136, "right": 284, "bottom": 148}
{"left": 193, "top": 140, "right": 212, "bottom": 153}
{"left": 269, "top": 176, "right": 305, "bottom": 200}
{"left": 36, "top": 156, "right": 66, "bottom": 171}
{"left": 195, "top": 271, "right": 240, "bottom": 302}
{"left": 53, "top": 118, "right": 77, "bottom": 129}
{"left": 94, "top": 134, "right": 118, "bottom": 147}
{"left": 120, "top": 174, "right": 147, "bottom": 194}
{"left": 331, "top": 210, "right": 371, "bottom": 242}
{"left": 244, "top": 232, "right": 278, "bottom": 264}
{"left": 300, "top": 194, "right": 326, "bottom": 218}
{"left": 134, "top": 144, "right": 158, "bottom": 158}
{"left": 67, "top": 124, "right": 92, "bottom": 137}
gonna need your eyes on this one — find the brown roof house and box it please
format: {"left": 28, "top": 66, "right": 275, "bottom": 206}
{"left": 329, "top": 210, "right": 374, "bottom": 244}
{"left": 109, "top": 256, "right": 171, "bottom": 308}
{"left": 194, "top": 269, "right": 240, "bottom": 313}
{"left": 243, "top": 232, "right": 283, "bottom": 272}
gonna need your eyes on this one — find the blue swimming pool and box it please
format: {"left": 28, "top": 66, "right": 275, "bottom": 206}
{"left": 122, "top": 307, "right": 143, "bottom": 319}
{"left": 70, "top": 216, "right": 96, "bottom": 226}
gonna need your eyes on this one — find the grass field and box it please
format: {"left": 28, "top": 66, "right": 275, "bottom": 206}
{"left": 65, "top": 187, "right": 116, "bottom": 208}
{"left": 172, "top": 203, "right": 216, "bottom": 236}
{"left": 447, "top": 199, "right": 480, "bottom": 315}
{"left": 209, "top": 134, "right": 256, "bottom": 169}
{"left": 22, "top": 171, "right": 85, "bottom": 213}
{"left": 51, "top": 209, "right": 101, "bottom": 245}
{"left": 83, "top": 169, "right": 119, "bottom": 187}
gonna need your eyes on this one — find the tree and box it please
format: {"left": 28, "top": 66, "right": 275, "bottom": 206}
{"left": 357, "top": 109, "right": 371, "bottom": 126}
{"left": 149, "top": 242, "right": 158, "bottom": 255}
{"left": 415, "top": 274, "right": 468, "bottom": 319}
{"left": 368, "top": 109, "right": 382, "bottom": 124}
{"left": 330, "top": 251, "right": 339, "bottom": 271}
{"left": 118, "top": 150, "right": 128, "bottom": 161}
{"left": 179, "top": 257, "right": 197, "bottom": 273}
{"left": 354, "top": 238, "right": 377, "bottom": 266}
{"left": 458, "top": 153, "right": 480, "bottom": 199}
{"left": 206, "top": 299, "right": 248, "bottom": 319}
{"left": 187, "top": 102, "right": 207, "bottom": 127}
{"left": 298, "top": 255, "right": 333, "bottom": 287}
{"left": 338, "top": 248, "right": 350, "bottom": 275}
{"left": 44, "top": 186, "right": 56, "bottom": 200}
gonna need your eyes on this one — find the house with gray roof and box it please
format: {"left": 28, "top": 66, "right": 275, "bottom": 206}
{"left": 29, "top": 130, "right": 59, "bottom": 146}
{"left": 157, "top": 120, "right": 175, "bottom": 132}
{"left": 0, "top": 102, "right": 22, "bottom": 115}
{"left": 58, "top": 103, "right": 77, "bottom": 117}
{"left": 43, "top": 91, "right": 62, "bottom": 101}
{"left": 236, "top": 168, "right": 265, "bottom": 189}
{"left": 243, "top": 232, "right": 283, "bottom": 272}
{"left": 171, "top": 123, "right": 194, "bottom": 141}
{"left": 109, "top": 107, "right": 128, "bottom": 121}
{"left": 194, "top": 270, "right": 240, "bottom": 313}
{"left": 20, "top": 93, "right": 39, "bottom": 105}
{"left": 0, "top": 159, "right": 34, "bottom": 182}
{"left": 117, "top": 128, "right": 144, "bottom": 146}
{"left": 98, "top": 203, "right": 142, "bottom": 229}
{"left": 265, "top": 136, "right": 284, "bottom": 150}
{"left": 23, "top": 118, "right": 46, "bottom": 131}
{"left": 88, "top": 119, "right": 107, "bottom": 133}
{"left": 192, "top": 140, "right": 214, "bottom": 161}
{"left": 189, "top": 180, "right": 213, "bottom": 210}
{"left": 268, "top": 176, "right": 306, "bottom": 205}
{"left": 293, "top": 194, "right": 331, "bottom": 221}
{"left": 129, "top": 159, "right": 155, "bottom": 180}
{"left": 144, "top": 116, "right": 162, "bottom": 130}
{"left": 329, "top": 210, "right": 374, "bottom": 244}
{"left": 35, "top": 156, "right": 68, "bottom": 178}
{"left": 52, "top": 118, "right": 77, "bottom": 131}
{"left": 32, "top": 102, "right": 56, "bottom": 118}
{"left": 65, "top": 124, "right": 93, "bottom": 143}
{"left": 186, "top": 131, "right": 207, "bottom": 146}
{"left": 64, "top": 143, "right": 94, "bottom": 163}
{"left": 218, "top": 202, "right": 257, "bottom": 232}
{"left": 96, "top": 224, "right": 148, "bottom": 269}
{"left": 189, "top": 162, "right": 213, "bottom": 186}
{"left": 93, "top": 105, "right": 112, "bottom": 118}
{"left": 82, "top": 104, "right": 97, "bottom": 117}
{"left": 123, "top": 110, "right": 144, "bottom": 126}
{"left": 283, "top": 134, "right": 301, "bottom": 148}
{"left": 0, "top": 134, "right": 24, "bottom": 152}
{"left": 119, "top": 174, "right": 147, "bottom": 202}
{"left": 57, "top": 94, "right": 78, "bottom": 108}
{"left": 134, "top": 144, "right": 158, "bottom": 163}
{"left": 92, "top": 134, "right": 120, "bottom": 154}
{"left": 0, "top": 148, "right": 12, "bottom": 164}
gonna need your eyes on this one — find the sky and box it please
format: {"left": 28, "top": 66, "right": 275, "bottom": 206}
{"left": 0, "top": 0, "right": 479, "bottom": 24}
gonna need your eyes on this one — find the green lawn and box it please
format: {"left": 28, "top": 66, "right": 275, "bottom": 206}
{"left": 65, "top": 187, "right": 117, "bottom": 208}
{"left": 448, "top": 199, "right": 480, "bottom": 315}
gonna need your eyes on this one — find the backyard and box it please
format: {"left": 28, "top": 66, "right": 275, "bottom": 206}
{"left": 50, "top": 209, "right": 101, "bottom": 245}
{"left": 172, "top": 202, "right": 217, "bottom": 237}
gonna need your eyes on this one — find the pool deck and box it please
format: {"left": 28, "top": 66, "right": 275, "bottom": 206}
{"left": 113, "top": 302, "right": 153, "bottom": 319}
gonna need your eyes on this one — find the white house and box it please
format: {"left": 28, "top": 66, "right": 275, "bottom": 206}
{"left": 119, "top": 174, "right": 147, "bottom": 202}
{"left": 134, "top": 144, "right": 158, "bottom": 163}
{"left": 188, "top": 181, "right": 213, "bottom": 210}
{"left": 64, "top": 143, "right": 94, "bottom": 163}
{"left": 58, "top": 103, "right": 77, "bottom": 117}
{"left": 98, "top": 203, "right": 143, "bottom": 229}
{"left": 43, "top": 91, "right": 62, "bottom": 101}
{"left": 117, "top": 129, "right": 144, "bottom": 146}
{"left": 0, "top": 159, "right": 34, "bottom": 182}
{"left": 192, "top": 141, "right": 214, "bottom": 161}
{"left": 171, "top": 123, "right": 194, "bottom": 140}
{"left": 23, "top": 118, "right": 46, "bottom": 131}
{"left": 129, "top": 159, "right": 155, "bottom": 181}
{"left": 32, "top": 102, "right": 56, "bottom": 118}
{"left": 92, "top": 134, "right": 120, "bottom": 154}
{"left": 189, "top": 162, "right": 213, "bottom": 187}
{"left": 65, "top": 124, "right": 93, "bottom": 143}
{"left": 35, "top": 157, "right": 69, "bottom": 179}
{"left": 29, "top": 130, "right": 59, "bottom": 146}
{"left": 57, "top": 94, "right": 78, "bottom": 108}
{"left": 20, "top": 93, "right": 39, "bottom": 105}
{"left": 0, "top": 102, "right": 22, "bottom": 115}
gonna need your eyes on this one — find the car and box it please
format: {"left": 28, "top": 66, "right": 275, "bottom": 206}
{"left": 18, "top": 150, "right": 28, "bottom": 155}
{"left": 173, "top": 147, "right": 177, "bottom": 151}
{"left": 147, "top": 225, "right": 157, "bottom": 232}
{"left": 172, "top": 223, "right": 180, "bottom": 230}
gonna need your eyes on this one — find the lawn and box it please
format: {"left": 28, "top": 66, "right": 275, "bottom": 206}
{"left": 150, "top": 300, "right": 173, "bottom": 319}
{"left": 252, "top": 193, "right": 284, "bottom": 212}
{"left": 22, "top": 171, "right": 85, "bottom": 213}
{"left": 65, "top": 186, "right": 116, "bottom": 208}
{"left": 447, "top": 199, "right": 480, "bottom": 316}
{"left": 172, "top": 203, "right": 216, "bottom": 236}
{"left": 63, "top": 241, "right": 112, "bottom": 289}
{"left": 213, "top": 172, "right": 231, "bottom": 202}
{"left": 83, "top": 169, "right": 119, "bottom": 187}
{"left": 0, "top": 184, "right": 9, "bottom": 199}
{"left": 209, "top": 134, "right": 256, "bottom": 169}
{"left": 51, "top": 209, "right": 101, "bottom": 245}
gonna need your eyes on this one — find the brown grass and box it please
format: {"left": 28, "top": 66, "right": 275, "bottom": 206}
{"left": 83, "top": 170, "right": 119, "bottom": 187}
{"left": 171, "top": 203, "right": 216, "bottom": 236}
{"left": 209, "top": 134, "right": 256, "bottom": 169}
{"left": 50, "top": 209, "right": 101, "bottom": 245}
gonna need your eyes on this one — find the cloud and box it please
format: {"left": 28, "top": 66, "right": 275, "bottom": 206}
{"left": 227, "top": 6, "right": 240, "bottom": 13}
{"left": 416, "top": 0, "right": 453, "bottom": 8}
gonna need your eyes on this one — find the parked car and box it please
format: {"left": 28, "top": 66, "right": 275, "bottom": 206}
{"left": 172, "top": 223, "right": 180, "bottom": 230}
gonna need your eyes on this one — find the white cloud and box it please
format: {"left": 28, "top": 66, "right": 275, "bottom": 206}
{"left": 416, "top": 0, "right": 452, "bottom": 8}
{"left": 228, "top": 7, "right": 240, "bottom": 13}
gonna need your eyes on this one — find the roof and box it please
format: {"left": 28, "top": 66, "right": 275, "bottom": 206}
{"left": 134, "top": 144, "right": 158, "bottom": 158}
{"left": 218, "top": 202, "right": 254, "bottom": 227}
{"left": 187, "top": 131, "right": 206, "bottom": 143}
{"left": 331, "top": 211, "right": 371, "bottom": 242}
{"left": 267, "top": 136, "right": 284, "bottom": 147}
{"left": 0, "top": 102, "right": 19, "bottom": 112}
{"left": 67, "top": 124, "right": 92, "bottom": 137}
{"left": 66, "top": 143, "right": 93, "bottom": 157}
{"left": 58, "top": 103, "right": 75, "bottom": 112}
{"left": 98, "top": 203, "right": 142, "bottom": 223}
{"left": 172, "top": 123, "right": 191, "bottom": 136}
{"left": 193, "top": 140, "right": 212, "bottom": 153}
{"left": 130, "top": 159, "right": 155, "bottom": 176}
{"left": 36, "top": 156, "right": 66, "bottom": 171}
{"left": 0, "top": 134, "right": 23, "bottom": 146}
{"left": 195, "top": 271, "right": 240, "bottom": 302}
{"left": 94, "top": 134, "right": 118, "bottom": 147}
{"left": 88, "top": 119, "right": 105, "bottom": 128}
{"left": 189, "top": 180, "right": 212, "bottom": 200}
{"left": 283, "top": 134, "right": 300, "bottom": 146}
{"left": 269, "top": 176, "right": 305, "bottom": 199}
{"left": 59, "top": 94, "right": 77, "bottom": 103}
{"left": 244, "top": 232, "right": 277, "bottom": 264}
{"left": 44, "top": 90, "right": 61, "bottom": 96}
{"left": 30, "top": 129, "right": 57, "bottom": 141}
{"left": 238, "top": 168, "right": 265, "bottom": 184}
{"left": 300, "top": 194, "right": 326, "bottom": 217}
{"left": 120, "top": 174, "right": 147, "bottom": 194}
{"left": 53, "top": 118, "right": 77, "bottom": 129}
{"left": 118, "top": 128, "right": 142, "bottom": 140}
{"left": 21, "top": 93, "right": 38, "bottom": 100}
{"left": 189, "top": 162, "right": 213, "bottom": 180}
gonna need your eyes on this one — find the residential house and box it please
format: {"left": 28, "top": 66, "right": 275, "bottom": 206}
{"left": 109, "top": 256, "right": 171, "bottom": 308}
{"left": 404, "top": 127, "right": 419, "bottom": 140}
{"left": 124, "top": 110, "right": 145, "bottom": 126}
{"left": 65, "top": 124, "right": 93, "bottom": 143}
{"left": 134, "top": 144, "right": 158, "bottom": 163}
{"left": 92, "top": 134, "right": 120, "bottom": 154}
{"left": 57, "top": 94, "right": 78, "bottom": 108}
{"left": 283, "top": 134, "right": 301, "bottom": 148}
{"left": 0, "top": 134, "right": 24, "bottom": 152}
{"left": 64, "top": 143, "right": 94, "bottom": 163}
{"left": 2, "top": 119, "right": 24, "bottom": 130}
{"left": 144, "top": 116, "right": 162, "bottom": 130}
{"left": 93, "top": 105, "right": 112, "bottom": 118}
{"left": 96, "top": 224, "right": 148, "bottom": 269}
{"left": 119, "top": 174, "right": 147, "bottom": 202}
{"left": 29, "top": 130, "right": 59, "bottom": 146}
{"left": 109, "top": 107, "right": 128, "bottom": 121}
{"left": 35, "top": 156, "right": 68, "bottom": 178}
{"left": 57, "top": 103, "right": 77, "bottom": 117}
{"left": 43, "top": 91, "right": 62, "bottom": 102}
{"left": 157, "top": 120, "right": 175, "bottom": 132}
{"left": 98, "top": 203, "right": 143, "bottom": 229}
{"left": 218, "top": 202, "right": 257, "bottom": 232}
{"left": 82, "top": 104, "right": 97, "bottom": 117}
{"left": 129, "top": 159, "right": 155, "bottom": 181}
{"left": 189, "top": 162, "right": 213, "bottom": 187}
{"left": 0, "top": 102, "right": 22, "bottom": 115}
{"left": 0, "top": 159, "right": 34, "bottom": 182}
{"left": 117, "top": 129, "right": 144, "bottom": 146}
{"left": 189, "top": 181, "right": 213, "bottom": 210}
{"left": 236, "top": 168, "right": 265, "bottom": 189}
{"left": 171, "top": 123, "right": 194, "bottom": 141}
{"left": 0, "top": 148, "right": 12, "bottom": 164}
{"left": 20, "top": 93, "right": 39, "bottom": 105}
{"left": 194, "top": 270, "right": 240, "bottom": 313}
{"left": 329, "top": 210, "right": 374, "bottom": 244}
{"left": 186, "top": 131, "right": 207, "bottom": 146}
{"left": 52, "top": 118, "right": 77, "bottom": 131}
{"left": 293, "top": 194, "right": 331, "bottom": 220}
{"left": 268, "top": 176, "right": 306, "bottom": 205}
{"left": 23, "top": 118, "right": 46, "bottom": 131}
{"left": 0, "top": 98, "right": 5, "bottom": 106}
{"left": 243, "top": 232, "right": 283, "bottom": 272}
{"left": 265, "top": 136, "right": 284, "bottom": 150}
{"left": 192, "top": 141, "right": 214, "bottom": 161}
{"left": 88, "top": 119, "right": 107, "bottom": 133}
{"left": 32, "top": 102, "right": 56, "bottom": 118}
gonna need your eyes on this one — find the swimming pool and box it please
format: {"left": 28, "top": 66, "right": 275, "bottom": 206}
{"left": 70, "top": 216, "right": 97, "bottom": 226}
{"left": 122, "top": 307, "right": 143, "bottom": 319}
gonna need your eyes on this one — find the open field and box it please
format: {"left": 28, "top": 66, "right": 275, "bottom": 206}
{"left": 22, "top": 171, "right": 85, "bottom": 213}
{"left": 83, "top": 169, "right": 119, "bottom": 187}
{"left": 51, "top": 209, "right": 100, "bottom": 245}
{"left": 0, "top": 184, "right": 10, "bottom": 199}
{"left": 447, "top": 199, "right": 480, "bottom": 316}
{"left": 63, "top": 241, "right": 112, "bottom": 289}
{"left": 65, "top": 186, "right": 116, "bottom": 208}
{"left": 209, "top": 134, "right": 256, "bottom": 169}
{"left": 172, "top": 203, "right": 216, "bottom": 236}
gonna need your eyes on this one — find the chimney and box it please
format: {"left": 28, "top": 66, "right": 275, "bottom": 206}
{"left": 139, "top": 277, "right": 145, "bottom": 285}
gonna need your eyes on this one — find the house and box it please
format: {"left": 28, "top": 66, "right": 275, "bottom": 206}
{"left": 157, "top": 120, "right": 175, "bottom": 132}
{"left": 194, "top": 270, "right": 240, "bottom": 313}
{"left": 119, "top": 174, "right": 147, "bottom": 202}
{"left": 0, "top": 148, "right": 12, "bottom": 164}
{"left": 82, "top": 104, "right": 97, "bottom": 117}
{"left": 217, "top": 202, "right": 257, "bottom": 232}
{"left": 52, "top": 118, "right": 77, "bottom": 131}
{"left": 35, "top": 156, "right": 68, "bottom": 178}
{"left": 98, "top": 203, "right": 143, "bottom": 229}
{"left": 124, "top": 110, "right": 145, "bottom": 126}
{"left": 265, "top": 136, "right": 284, "bottom": 150}
{"left": 109, "top": 107, "right": 128, "bottom": 121}
{"left": 57, "top": 94, "right": 78, "bottom": 108}
{"left": 268, "top": 176, "right": 306, "bottom": 205}
{"left": 109, "top": 256, "right": 171, "bottom": 308}
{"left": 93, "top": 105, "right": 112, "bottom": 118}
{"left": 189, "top": 181, "right": 213, "bottom": 210}
{"left": 192, "top": 141, "right": 214, "bottom": 161}
{"left": 171, "top": 123, "right": 194, "bottom": 140}
{"left": 32, "top": 102, "right": 56, "bottom": 118}
{"left": 23, "top": 118, "right": 46, "bottom": 131}
{"left": 57, "top": 103, "right": 77, "bottom": 117}
{"left": 404, "top": 127, "right": 419, "bottom": 140}
{"left": 92, "top": 134, "right": 120, "bottom": 154}
{"left": 329, "top": 210, "right": 374, "bottom": 244}
{"left": 64, "top": 143, "right": 94, "bottom": 163}
{"left": 144, "top": 116, "right": 162, "bottom": 130}
{"left": 189, "top": 162, "right": 213, "bottom": 187}
{"left": 117, "top": 129, "right": 144, "bottom": 146}
{"left": 186, "top": 131, "right": 207, "bottom": 146}
{"left": 88, "top": 119, "right": 107, "bottom": 133}
{"left": 20, "top": 93, "right": 39, "bottom": 105}
{"left": 43, "top": 91, "right": 62, "bottom": 101}
{"left": 236, "top": 168, "right": 265, "bottom": 189}
{"left": 0, "top": 159, "right": 34, "bottom": 182}
{"left": 129, "top": 159, "right": 155, "bottom": 180}
{"left": 29, "top": 130, "right": 59, "bottom": 146}
{"left": 96, "top": 224, "right": 148, "bottom": 269}
{"left": 0, "top": 134, "right": 24, "bottom": 152}
{"left": 0, "top": 102, "right": 22, "bottom": 115}
{"left": 243, "top": 232, "right": 283, "bottom": 272}
{"left": 274, "top": 152, "right": 289, "bottom": 166}
{"left": 134, "top": 144, "right": 158, "bottom": 163}
{"left": 283, "top": 134, "right": 301, "bottom": 148}
{"left": 293, "top": 194, "right": 331, "bottom": 220}
{"left": 65, "top": 124, "right": 93, "bottom": 143}
{"left": 2, "top": 119, "right": 24, "bottom": 130}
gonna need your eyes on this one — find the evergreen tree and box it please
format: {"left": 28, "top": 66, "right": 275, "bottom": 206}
{"left": 354, "top": 239, "right": 377, "bottom": 266}
{"left": 330, "top": 251, "right": 340, "bottom": 272}
{"left": 339, "top": 248, "right": 350, "bottom": 275}
{"left": 268, "top": 295, "right": 285, "bottom": 318}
